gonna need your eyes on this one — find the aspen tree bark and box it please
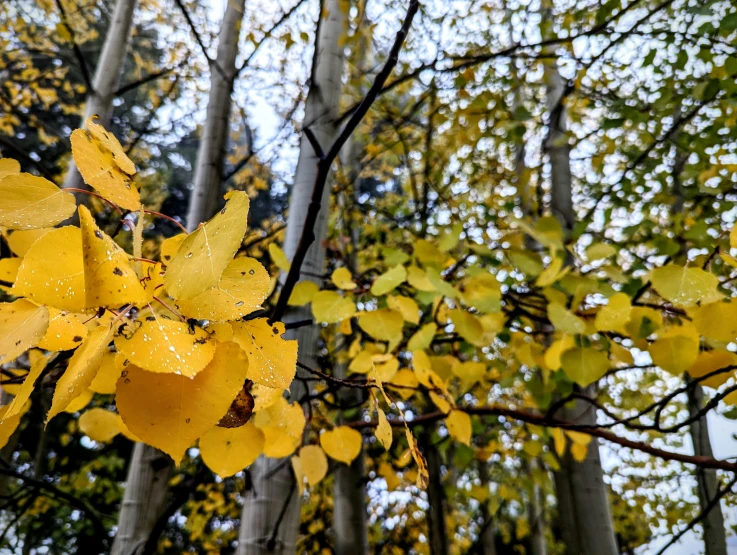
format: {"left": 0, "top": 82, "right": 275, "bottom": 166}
{"left": 544, "top": 55, "right": 618, "bottom": 555}
{"left": 111, "top": 443, "right": 171, "bottom": 555}
{"left": 526, "top": 459, "right": 546, "bottom": 555}
{"left": 63, "top": 0, "right": 138, "bottom": 191}
{"left": 477, "top": 460, "right": 496, "bottom": 555}
{"left": 112, "top": 3, "right": 245, "bottom": 553}
{"left": 331, "top": 136, "right": 369, "bottom": 555}
{"left": 186, "top": 0, "right": 244, "bottom": 227}
{"left": 671, "top": 117, "right": 728, "bottom": 555}
{"left": 237, "top": 1, "right": 348, "bottom": 553}
{"left": 687, "top": 383, "right": 728, "bottom": 555}
{"left": 423, "top": 429, "right": 450, "bottom": 555}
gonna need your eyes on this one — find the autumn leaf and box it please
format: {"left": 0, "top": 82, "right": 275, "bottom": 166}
{"left": 0, "top": 173, "right": 76, "bottom": 230}
{"left": 48, "top": 323, "right": 113, "bottom": 420}
{"left": 116, "top": 341, "right": 250, "bottom": 464}
{"left": 0, "top": 299, "right": 49, "bottom": 364}
{"left": 320, "top": 426, "right": 362, "bottom": 465}
{"left": 231, "top": 319, "right": 297, "bottom": 390}
{"left": 199, "top": 422, "right": 265, "bottom": 478}
{"left": 164, "top": 191, "right": 250, "bottom": 299}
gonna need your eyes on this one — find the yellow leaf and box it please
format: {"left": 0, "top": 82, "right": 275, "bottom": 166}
{"left": 251, "top": 383, "right": 283, "bottom": 411}
{"left": 116, "top": 341, "right": 250, "bottom": 463}
{"left": 79, "top": 206, "right": 146, "bottom": 308}
{"left": 0, "top": 158, "right": 20, "bottom": 179}
{"left": 320, "top": 426, "right": 362, "bottom": 465}
{"left": 446, "top": 410, "right": 472, "bottom": 446}
{"left": 387, "top": 295, "right": 420, "bottom": 324}
{"left": 164, "top": 191, "right": 250, "bottom": 300}
{"left": 371, "top": 265, "right": 407, "bottom": 296}
{"left": 0, "top": 407, "right": 23, "bottom": 449}
{"left": 268, "top": 243, "right": 291, "bottom": 272}
{"left": 378, "top": 461, "right": 401, "bottom": 490}
{"left": 461, "top": 273, "right": 501, "bottom": 313}
{"left": 231, "top": 319, "right": 297, "bottom": 390}
{"left": 548, "top": 302, "right": 586, "bottom": 335}
{"left": 430, "top": 391, "right": 451, "bottom": 413}
{"left": 3, "top": 228, "right": 51, "bottom": 256}
{"left": 687, "top": 350, "right": 737, "bottom": 389}
{"left": 79, "top": 408, "right": 121, "bottom": 442}
{"left": 84, "top": 116, "right": 136, "bottom": 175}
{"left": 376, "top": 408, "right": 393, "bottom": 450}
{"left": 452, "top": 361, "right": 486, "bottom": 386}
{"left": 12, "top": 227, "right": 86, "bottom": 311}
{"left": 48, "top": 324, "right": 112, "bottom": 420}
{"left": 312, "top": 290, "right": 355, "bottom": 324}
{"left": 594, "top": 293, "right": 631, "bottom": 332}
{"left": 0, "top": 258, "right": 21, "bottom": 283}
{"left": 387, "top": 368, "right": 419, "bottom": 401}
{"left": 199, "top": 422, "right": 265, "bottom": 478}
{"left": 544, "top": 335, "right": 576, "bottom": 371}
{"left": 693, "top": 301, "right": 737, "bottom": 343}
{"left": 89, "top": 350, "right": 122, "bottom": 394}
{"left": 64, "top": 389, "right": 94, "bottom": 413}
{"left": 253, "top": 396, "right": 305, "bottom": 458}
{"left": 0, "top": 173, "right": 76, "bottom": 230}
{"left": 288, "top": 281, "right": 319, "bottom": 306}
{"left": 535, "top": 255, "right": 564, "bottom": 287}
{"left": 570, "top": 442, "right": 588, "bottom": 462}
{"left": 560, "top": 347, "right": 610, "bottom": 386}
{"left": 38, "top": 308, "right": 87, "bottom": 351}
{"left": 449, "top": 310, "right": 485, "bottom": 346}
{"left": 358, "top": 309, "right": 403, "bottom": 351}
{"left": 405, "top": 427, "right": 429, "bottom": 489}
{"left": 331, "top": 267, "right": 356, "bottom": 290}
{"left": 407, "top": 323, "right": 436, "bottom": 351}
{"left": 115, "top": 316, "right": 216, "bottom": 377}
{"left": 174, "top": 257, "right": 269, "bottom": 321}
{"left": 0, "top": 300, "right": 49, "bottom": 364}
{"left": 70, "top": 128, "right": 141, "bottom": 210}
{"left": 731, "top": 222, "right": 737, "bottom": 249}
{"left": 4, "top": 352, "right": 48, "bottom": 420}
{"left": 650, "top": 265, "right": 722, "bottom": 307}
{"left": 552, "top": 428, "right": 566, "bottom": 456}
{"left": 406, "top": 266, "right": 435, "bottom": 292}
{"left": 116, "top": 415, "right": 141, "bottom": 442}
{"left": 160, "top": 233, "right": 187, "bottom": 263}
{"left": 299, "top": 444, "right": 328, "bottom": 486}
{"left": 291, "top": 455, "right": 305, "bottom": 495}
{"left": 649, "top": 324, "right": 700, "bottom": 375}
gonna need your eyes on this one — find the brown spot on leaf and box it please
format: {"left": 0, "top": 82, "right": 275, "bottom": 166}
{"left": 217, "top": 383, "right": 254, "bottom": 429}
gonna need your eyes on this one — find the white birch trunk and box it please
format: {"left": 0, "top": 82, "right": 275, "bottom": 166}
{"left": 237, "top": 1, "right": 348, "bottom": 553}
{"left": 332, "top": 137, "right": 369, "bottom": 555}
{"left": 687, "top": 383, "right": 728, "bottom": 555}
{"left": 63, "top": 0, "right": 138, "bottom": 191}
{"left": 544, "top": 56, "right": 618, "bottom": 555}
{"left": 478, "top": 460, "right": 496, "bottom": 555}
{"left": 112, "top": 4, "right": 245, "bottom": 552}
{"left": 671, "top": 121, "right": 728, "bottom": 554}
{"left": 110, "top": 443, "right": 172, "bottom": 555}
{"left": 186, "top": 0, "right": 245, "bottom": 227}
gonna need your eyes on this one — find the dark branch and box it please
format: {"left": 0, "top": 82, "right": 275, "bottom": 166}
{"left": 270, "top": 0, "right": 421, "bottom": 323}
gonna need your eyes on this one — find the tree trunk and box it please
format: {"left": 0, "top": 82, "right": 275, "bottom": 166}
{"left": 544, "top": 52, "right": 618, "bottom": 555}
{"left": 112, "top": 3, "right": 245, "bottom": 552}
{"left": 687, "top": 382, "right": 728, "bottom": 555}
{"left": 423, "top": 430, "right": 449, "bottom": 555}
{"left": 111, "top": 443, "right": 172, "bottom": 555}
{"left": 526, "top": 458, "right": 547, "bottom": 555}
{"left": 671, "top": 107, "right": 727, "bottom": 555}
{"left": 236, "top": 1, "right": 348, "bottom": 553}
{"left": 332, "top": 137, "right": 369, "bottom": 555}
{"left": 477, "top": 460, "right": 496, "bottom": 555}
{"left": 186, "top": 0, "right": 244, "bottom": 228}
{"left": 63, "top": 0, "right": 138, "bottom": 191}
